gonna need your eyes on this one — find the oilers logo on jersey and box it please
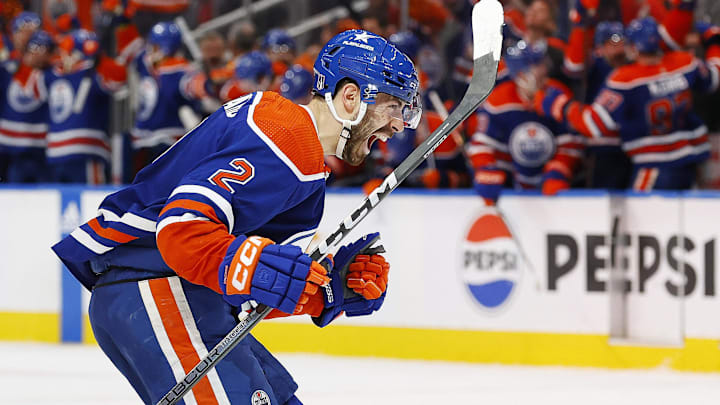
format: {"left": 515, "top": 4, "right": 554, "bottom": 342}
{"left": 508, "top": 122, "right": 556, "bottom": 168}
{"left": 7, "top": 80, "right": 43, "bottom": 113}
{"left": 49, "top": 79, "right": 74, "bottom": 123}
{"left": 136, "top": 76, "right": 159, "bottom": 121}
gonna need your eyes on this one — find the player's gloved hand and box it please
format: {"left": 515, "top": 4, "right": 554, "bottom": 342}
{"left": 569, "top": 0, "right": 599, "bottom": 27}
{"left": 542, "top": 170, "right": 571, "bottom": 195}
{"left": 696, "top": 21, "right": 720, "bottom": 48}
{"left": 473, "top": 167, "right": 506, "bottom": 206}
{"left": 219, "top": 236, "right": 330, "bottom": 315}
{"left": 534, "top": 87, "right": 570, "bottom": 123}
{"left": 310, "top": 233, "right": 390, "bottom": 327}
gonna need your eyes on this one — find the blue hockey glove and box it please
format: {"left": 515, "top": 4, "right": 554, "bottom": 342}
{"left": 219, "top": 236, "right": 330, "bottom": 315}
{"left": 312, "top": 233, "right": 390, "bottom": 327}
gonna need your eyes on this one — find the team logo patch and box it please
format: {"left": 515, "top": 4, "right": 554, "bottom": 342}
{"left": 49, "top": 79, "right": 74, "bottom": 123}
{"left": 251, "top": 389, "right": 271, "bottom": 405}
{"left": 8, "top": 80, "right": 42, "bottom": 113}
{"left": 508, "top": 122, "right": 555, "bottom": 168}
{"left": 136, "top": 77, "right": 159, "bottom": 121}
{"left": 460, "top": 211, "right": 521, "bottom": 310}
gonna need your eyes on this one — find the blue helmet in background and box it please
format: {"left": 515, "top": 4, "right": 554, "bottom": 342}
{"left": 626, "top": 17, "right": 660, "bottom": 54}
{"left": 11, "top": 11, "right": 41, "bottom": 34}
{"left": 235, "top": 50, "right": 273, "bottom": 81}
{"left": 148, "top": 22, "right": 182, "bottom": 56}
{"left": 388, "top": 31, "right": 421, "bottom": 60}
{"left": 26, "top": 30, "right": 55, "bottom": 52}
{"left": 61, "top": 29, "right": 99, "bottom": 59}
{"left": 281, "top": 64, "right": 313, "bottom": 101}
{"left": 594, "top": 21, "right": 625, "bottom": 47}
{"left": 504, "top": 40, "right": 547, "bottom": 77}
{"left": 262, "top": 29, "right": 296, "bottom": 53}
{"left": 314, "top": 30, "right": 419, "bottom": 106}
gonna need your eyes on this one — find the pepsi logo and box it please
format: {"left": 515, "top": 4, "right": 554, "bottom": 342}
{"left": 460, "top": 211, "right": 521, "bottom": 310}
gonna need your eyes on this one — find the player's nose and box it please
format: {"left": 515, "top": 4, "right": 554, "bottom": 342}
{"left": 389, "top": 117, "right": 403, "bottom": 134}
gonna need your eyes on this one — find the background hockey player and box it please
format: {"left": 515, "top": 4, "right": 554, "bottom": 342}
{"left": 536, "top": 16, "right": 720, "bottom": 191}
{"left": 0, "top": 29, "right": 53, "bottom": 183}
{"left": 130, "top": 21, "right": 212, "bottom": 176}
{"left": 52, "top": 29, "right": 419, "bottom": 405}
{"left": 42, "top": 28, "right": 127, "bottom": 184}
{"left": 468, "top": 41, "right": 584, "bottom": 205}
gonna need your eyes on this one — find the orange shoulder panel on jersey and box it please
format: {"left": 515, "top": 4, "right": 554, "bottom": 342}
{"left": 155, "top": 56, "right": 190, "bottom": 73}
{"left": 484, "top": 81, "right": 525, "bottom": 113}
{"left": 607, "top": 53, "right": 695, "bottom": 88}
{"left": 251, "top": 92, "right": 325, "bottom": 177}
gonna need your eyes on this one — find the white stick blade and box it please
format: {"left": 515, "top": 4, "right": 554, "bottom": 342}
{"left": 472, "top": 0, "right": 504, "bottom": 62}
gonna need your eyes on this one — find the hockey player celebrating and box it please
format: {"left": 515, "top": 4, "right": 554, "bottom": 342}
{"left": 536, "top": 17, "right": 720, "bottom": 190}
{"left": 43, "top": 29, "right": 127, "bottom": 184}
{"left": 52, "top": 29, "right": 419, "bottom": 405}
{"left": 131, "top": 21, "right": 212, "bottom": 175}
{"left": 0, "top": 29, "right": 53, "bottom": 183}
{"left": 468, "top": 41, "right": 584, "bottom": 204}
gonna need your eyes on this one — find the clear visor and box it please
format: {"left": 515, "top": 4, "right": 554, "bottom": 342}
{"left": 402, "top": 93, "right": 422, "bottom": 129}
{"left": 376, "top": 93, "right": 423, "bottom": 129}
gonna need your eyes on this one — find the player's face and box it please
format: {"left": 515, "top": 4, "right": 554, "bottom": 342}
{"left": 23, "top": 46, "right": 50, "bottom": 69}
{"left": 343, "top": 93, "right": 407, "bottom": 165}
{"left": 200, "top": 37, "right": 226, "bottom": 69}
{"left": 515, "top": 62, "right": 548, "bottom": 101}
{"left": 525, "top": 0, "right": 554, "bottom": 34}
{"left": 13, "top": 25, "right": 37, "bottom": 51}
{"left": 599, "top": 39, "right": 626, "bottom": 67}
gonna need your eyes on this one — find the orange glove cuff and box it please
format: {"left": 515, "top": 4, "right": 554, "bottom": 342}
{"left": 225, "top": 236, "right": 274, "bottom": 295}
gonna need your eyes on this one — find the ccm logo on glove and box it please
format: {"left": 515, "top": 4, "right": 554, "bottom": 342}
{"left": 228, "top": 236, "right": 273, "bottom": 295}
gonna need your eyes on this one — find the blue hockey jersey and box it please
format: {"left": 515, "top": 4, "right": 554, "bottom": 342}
{"left": 43, "top": 59, "right": 126, "bottom": 163}
{"left": 0, "top": 63, "right": 48, "bottom": 153}
{"left": 565, "top": 50, "right": 719, "bottom": 167}
{"left": 53, "top": 91, "right": 327, "bottom": 291}
{"left": 468, "top": 80, "right": 584, "bottom": 188}
{"left": 131, "top": 51, "right": 202, "bottom": 149}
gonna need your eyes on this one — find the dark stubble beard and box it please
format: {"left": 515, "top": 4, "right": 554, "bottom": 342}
{"left": 342, "top": 110, "right": 377, "bottom": 166}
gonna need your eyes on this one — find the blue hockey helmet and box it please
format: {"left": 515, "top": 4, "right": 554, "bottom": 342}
{"left": 262, "top": 29, "right": 296, "bottom": 53}
{"left": 594, "top": 21, "right": 625, "bottom": 47}
{"left": 280, "top": 64, "right": 314, "bottom": 101}
{"left": 625, "top": 17, "right": 660, "bottom": 54}
{"left": 11, "top": 11, "right": 41, "bottom": 34}
{"left": 504, "top": 40, "right": 547, "bottom": 77}
{"left": 388, "top": 31, "right": 421, "bottom": 60}
{"left": 235, "top": 50, "right": 273, "bottom": 81}
{"left": 148, "top": 21, "right": 182, "bottom": 56}
{"left": 25, "top": 30, "right": 55, "bottom": 52}
{"left": 60, "top": 29, "right": 99, "bottom": 59}
{"left": 314, "top": 30, "right": 419, "bottom": 111}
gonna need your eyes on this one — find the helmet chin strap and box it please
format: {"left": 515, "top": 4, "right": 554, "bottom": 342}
{"left": 324, "top": 92, "right": 368, "bottom": 159}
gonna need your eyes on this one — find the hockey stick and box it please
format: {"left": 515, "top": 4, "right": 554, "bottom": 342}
{"left": 156, "top": 1, "right": 502, "bottom": 403}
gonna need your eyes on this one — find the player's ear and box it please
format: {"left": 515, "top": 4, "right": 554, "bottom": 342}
{"left": 339, "top": 82, "right": 361, "bottom": 117}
